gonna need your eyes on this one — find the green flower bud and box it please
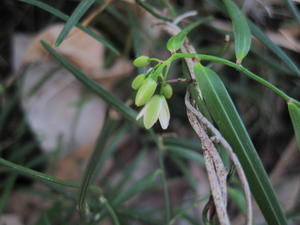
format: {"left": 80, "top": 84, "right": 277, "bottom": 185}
{"left": 133, "top": 56, "right": 149, "bottom": 67}
{"left": 162, "top": 83, "right": 173, "bottom": 99}
{"left": 144, "top": 95, "right": 163, "bottom": 129}
{"left": 131, "top": 74, "right": 146, "bottom": 90}
{"left": 136, "top": 95, "right": 170, "bottom": 130}
{"left": 135, "top": 78, "right": 157, "bottom": 106}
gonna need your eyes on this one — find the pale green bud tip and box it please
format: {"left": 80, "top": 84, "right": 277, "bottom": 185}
{"left": 162, "top": 83, "right": 173, "bottom": 99}
{"left": 131, "top": 74, "right": 146, "bottom": 90}
{"left": 135, "top": 78, "right": 157, "bottom": 106}
{"left": 133, "top": 56, "right": 149, "bottom": 67}
{"left": 136, "top": 95, "right": 170, "bottom": 130}
{"left": 144, "top": 95, "right": 163, "bottom": 129}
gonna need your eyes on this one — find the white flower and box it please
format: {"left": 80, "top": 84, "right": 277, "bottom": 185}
{"left": 136, "top": 95, "right": 170, "bottom": 130}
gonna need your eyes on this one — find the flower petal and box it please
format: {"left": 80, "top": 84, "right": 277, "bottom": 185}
{"left": 159, "top": 97, "right": 170, "bottom": 130}
{"left": 144, "top": 95, "right": 163, "bottom": 129}
{"left": 136, "top": 104, "right": 147, "bottom": 120}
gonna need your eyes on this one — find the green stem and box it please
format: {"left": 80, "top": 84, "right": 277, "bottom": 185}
{"left": 172, "top": 53, "right": 292, "bottom": 102}
{"left": 158, "top": 143, "right": 171, "bottom": 223}
{"left": 149, "top": 131, "right": 171, "bottom": 223}
{"left": 148, "top": 58, "right": 162, "bottom": 63}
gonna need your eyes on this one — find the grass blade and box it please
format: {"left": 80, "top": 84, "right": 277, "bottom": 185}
{"left": 287, "top": 101, "right": 300, "bottom": 151}
{"left": 55, "top": 0, "right": 97, "bottom": 46}
{"left": 228, "top": 186, "right": 246, "bottom": 215}
{"left": 283, "top": 0, "right": 300, "bottom": 24}
{"left": 100, "top": 197, "right": 121, "bottom": 225}
{"left": 0, "top": 157, "right": 101, "bottom": 192}
{"left": 222, "top": 0, "right": 251, "bottom": 63}
{"left": 94, "top": 125, "right": 128, "bottom": 176}
{"left": 78, "top": 119, "right": 114, "bottom": 217}
{"left": 163, "top": 136, "right": 201, "bottom": 150}
{"left": 248, "top": 21, "right": 300, "bottom": 76}
{"left": 112, "top": 170, "right": 161, "bottom": 205}
{"left": 118, "top": 207, "right": 164, "bottom": 225}
{"left": 170, "top": 154, "right": 198, "bottom": 191}
{"left": 194, "top": 62, "right": 288, "bottom": 225}
{"left": 40, "top": 41, "right": 137, "bottom": 124}
{"left": 109, "top": 150, "right": 147, "bottom": 197}
{"left": 0, "top": 174, "right": 17, "bottom": 214}
{"left": 203, "top": 0, "right": 300, "bottom": 76}
{"left": 19, "top": 0, "right": 119, "bottom": 55}
{"left": 165, "top": 145, "right": 204, "bottom": 166}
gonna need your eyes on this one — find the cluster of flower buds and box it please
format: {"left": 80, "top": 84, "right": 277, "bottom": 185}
{"left": 131, "top": 56, "right": 173, "bottom": 130}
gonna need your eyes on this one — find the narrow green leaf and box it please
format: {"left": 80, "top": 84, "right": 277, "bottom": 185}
{"left": 109, "top": 150, "right": 146, "bottom": 197}
{"left": 41, "top": 214, "right": 52, "bottom": 225}
{"left": 165, "top": 145, "right": 204, "bottom": 166}
{"left": 0, "top": 80, "right": 22, "bottom": 133}
{"left": 287, "top": 101, "right": 300, "bottom": 151}
{"left": 118, "top": 207, "right": 164, "bottom": 225}
{"left": 0, "top": 157, "right": 101, "bottom": 193}
{"left": 112, "top": 170, "right": 161, "bottom": 205}
{"left": 40, "top": 41, "right": 137, "bottom": 124}
{"left": 228, "top": 187, "right": 246, "bottom": 215}
{"left": 163, "top": 136, "right": 201, "bottom": 150}
{"left": 222, "top": 0, "right": 251, "bottom": 63}
{"left": 194, "top": 62, "right": 288, "bottom": 225}
{"left": 203, "top": 0, "right": 300, "bottom": 76}
{"left": 170, "top": 155, "right": 198, "bottom": 191}
{"left": 283, "top": 0, "right": 300, "bottom": 24}
{"left": 19, "top": 0, "right": 119, "bottom": 55}
{"left": 170, "top": 196, "right": 208, "bottom": 225}
{"left": 56, "top": 0, "right": 97, "bottom": 46}
{"left": 100, "top": 199, "right": 121, "bottom": 225}
{"left": 249, "top": 21, "right": 300, "bottom": 76}
{"left": 95, "top": 125, "right": 128, "bottom": 175}
{"left": 0, "top": 174, "right": 17, "bottom": 214}
{"left": 166, "top": 18, "right": 211, "bottom": 52}
{"left": 78, "top": 119, "right": 114, "bottom": 217}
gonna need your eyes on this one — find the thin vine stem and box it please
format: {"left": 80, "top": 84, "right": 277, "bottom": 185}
{"left": 169, "top": 53, "right": 292, "bottom": 102}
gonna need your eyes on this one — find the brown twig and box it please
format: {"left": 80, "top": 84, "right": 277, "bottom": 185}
{"left": 185, "top": 93, "right": 230, "bottom": 225}
{"left": 186, "top": 92, "right": 253, "bottom": 225}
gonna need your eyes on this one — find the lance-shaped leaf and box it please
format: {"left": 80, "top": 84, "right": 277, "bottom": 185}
{"left": 223, "top": 0, "right": 251, "bottom": 63}
{"left": 112, "top": 170, "right": 161, "bottom": 205}
{"left": 56, "top": 0, "right": 97, "bottom": 46}
{"left": 166, "top": 18, "right": 210, "bottom": 52}
{"left": 248, "top": 21, "right": 300, "bottom": 76}
{"left": 288, "top": 101, "right": 300, "bottom": 151}
{"left": 20, "top": 0, "right": 119, "bottom": 55}
{"left": 194, "top": 62, "right": 288, "bottom": 225}
{"left": 202, "top": 0, "right": 300, "bottom": 75}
